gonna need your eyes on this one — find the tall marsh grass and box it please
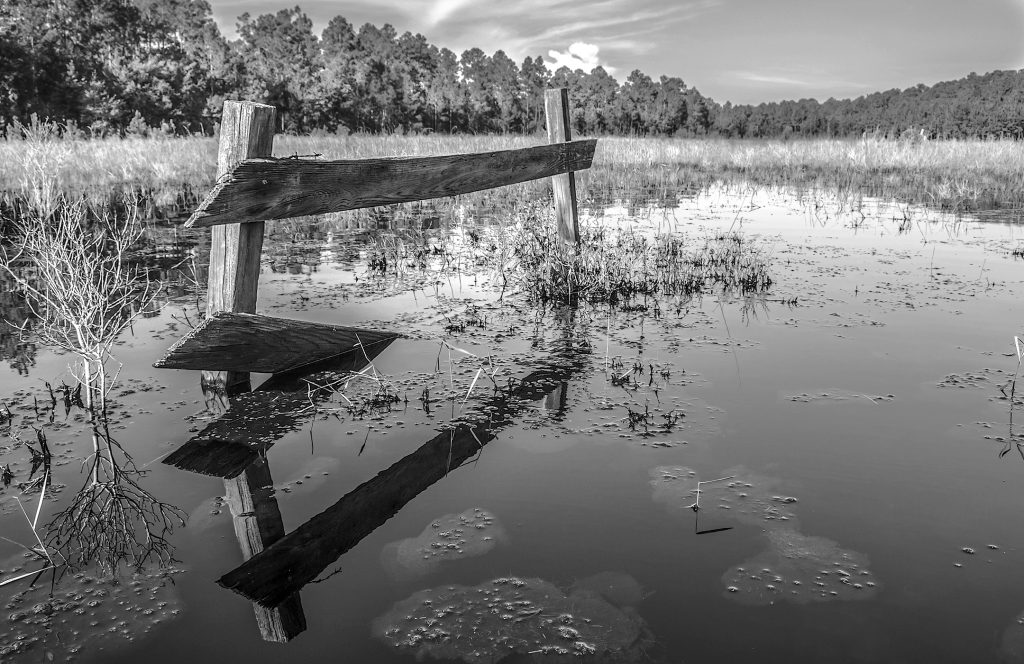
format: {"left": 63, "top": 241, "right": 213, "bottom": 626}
{"left": 2, "top": 121, "right": 1024, "bottom": 218}
{"left": 2, "top": 123, "right": 1023, "bottom": 219}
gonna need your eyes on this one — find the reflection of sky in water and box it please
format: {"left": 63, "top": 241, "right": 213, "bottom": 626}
{"left": 3, "top": 186, "right": 1024, "bottom": 662}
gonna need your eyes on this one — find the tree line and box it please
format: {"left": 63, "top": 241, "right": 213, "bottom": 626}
{"left": 2, "top": 0, "right": 1022, "bottom": 139}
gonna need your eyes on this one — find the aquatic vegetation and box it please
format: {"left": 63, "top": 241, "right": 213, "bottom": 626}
{"left": 496, "top": 217, "right": 773, "bottom": 306}
{"left": 721, "top": 530, "right": 879, "bottom": 606}
{"left": 3, "top": 130, "right": 1023, "bottom": 222}
{"left": 650, "top": 466, "right": 880, "bottom": 604}
{"left": 381, "top": 508, "right": 506, "bottom": 581}
{"left": 373, "top": 575, "right": 651, "bottom": 662}
{"left": 0, "top": 565, "right": 183, "bottom": 661}
{"left": 650, "top": 466, "right": 799, "bottom": 527}
{"left": 45, "top": 419, "right": 186, "bottom": 573}
{"left": 0, "top": 195, "right": 157, "bottom": 409}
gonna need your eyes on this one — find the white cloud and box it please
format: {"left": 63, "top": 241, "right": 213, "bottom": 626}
{"left": 547, "top": 42, "right": 615, "bottom": 74}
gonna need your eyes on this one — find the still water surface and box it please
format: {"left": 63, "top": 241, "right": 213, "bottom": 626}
{"left": 3, "top": 185, "right": 1024, "bottom": 663}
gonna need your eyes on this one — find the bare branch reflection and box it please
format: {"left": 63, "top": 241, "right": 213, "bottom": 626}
{"left": 46, "top": 416, "right": 185, "bottom": 573}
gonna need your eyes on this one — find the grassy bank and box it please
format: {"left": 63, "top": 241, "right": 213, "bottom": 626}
{"left": 2, "top": 128, "right": 1023, "bottom": 219}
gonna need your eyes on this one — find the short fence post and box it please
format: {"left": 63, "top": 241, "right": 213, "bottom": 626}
{"left": 205, "top": 101, "right": 276, "bottom": 391}
{"left": 544, "top": 88, "right": 580, "bottom": 244}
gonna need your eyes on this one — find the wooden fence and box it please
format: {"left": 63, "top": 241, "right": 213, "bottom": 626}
{"left": 153, "top": 90, "right": 596, "bottom": 642}
{"left": 156, "top": 88, "right": 595, "bottom": 388}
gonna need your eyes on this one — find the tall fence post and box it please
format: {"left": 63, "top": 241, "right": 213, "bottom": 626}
{"left": 204, "top": 101, "right": 276, "bottom": 392}
{"left": 544, "top": 88, "right": 580, "bottom": 244}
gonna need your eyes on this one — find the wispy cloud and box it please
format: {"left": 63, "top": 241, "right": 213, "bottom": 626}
{"left": 732, "top": 72, "right": 814, "bottom": 87}
{"left": 425, "top": 0, "right": 473, "bottom": 27}
{"left": 730, "top": 70, "right": 873, "bottom": 94}
{"left": 397, "top": 0, "right": 722, "bottom": 73}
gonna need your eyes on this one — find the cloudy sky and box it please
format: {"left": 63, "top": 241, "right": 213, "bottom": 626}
{"left": 207, "top": 0, "right": 1024, "bottom": 104}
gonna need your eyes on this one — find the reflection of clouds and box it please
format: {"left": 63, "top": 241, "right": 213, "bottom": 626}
{"left": 650, "top": 465, "right": 881, "bottom": 604}
{"left": 380, "top": 508, "right": 505, "bottom": 580}
{"left": 722, "top": 529, "right": 879, "bottom": 605}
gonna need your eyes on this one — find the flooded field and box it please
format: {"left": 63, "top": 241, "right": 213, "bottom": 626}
{"left": 3, "top": 183, "right": 1024, "bottom": 663}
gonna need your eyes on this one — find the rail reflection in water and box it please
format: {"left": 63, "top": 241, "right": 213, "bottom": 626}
{"left": 161, "top": 317, "right": 587, "bottom": 642}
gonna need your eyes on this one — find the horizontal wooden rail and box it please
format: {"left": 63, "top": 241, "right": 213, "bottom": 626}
{"left": 154, "top": 312, "right": 400, "bottom": 374}
{"left": 186, "top": 139, "right": 597, "bottom": 227}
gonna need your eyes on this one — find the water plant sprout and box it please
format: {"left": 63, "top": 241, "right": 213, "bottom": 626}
{"left": 686, "top": 475, "right": 736, "bottom": 512}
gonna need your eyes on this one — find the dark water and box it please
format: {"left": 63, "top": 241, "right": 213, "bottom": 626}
{"left": 3, "top": 185, "right": 1024, "bottom": 663}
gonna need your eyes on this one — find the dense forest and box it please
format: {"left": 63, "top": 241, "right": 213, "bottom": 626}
{"left": 2, "top": 0, "right": 1023, "bottom": 139}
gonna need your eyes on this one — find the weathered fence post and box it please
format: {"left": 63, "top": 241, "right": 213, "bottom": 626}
{"left": 544, "top": 88, "right": 580, "bottom": 244}
{"left": 205, "top": 101, "right": 276, "bottom": 392}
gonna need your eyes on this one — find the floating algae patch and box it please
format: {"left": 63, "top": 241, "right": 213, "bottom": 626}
{"left": 0, "top": 566, "right": 184, "bottom": 661}
{"left": 381, "top": 508, "right": 506, "bottom": 580}
{"left": 721, "top": 529, "right": 879, "bottom": 606}
{"left": 649, "top": 467, "right": 879, "bottom": 605}
{"left": 372, "top": 576, "right": 651, "bottom": 662}
{"left": 649, "top": 466, "right": 800, "bottom": 528}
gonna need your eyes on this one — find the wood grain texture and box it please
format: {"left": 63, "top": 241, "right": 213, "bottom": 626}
{"left": 545, "top": 88, "right": 580, "bottom": 244}
{"left": 217, "top": 359, "right": 589, "bottom": 608}
{"left": 163, "top": 338, "right": 394, "bottom": 478}
{"left": 204, "top": 101, "right": 276, "bottom": 391}
{"left": 186, "top": 139, "right": 597, "bottom": 227}
{"left": 154, "top": 312, "right": 400, "bottom": 374}
{"left": 206, "top": 101, "right": 275, "bottom": 315}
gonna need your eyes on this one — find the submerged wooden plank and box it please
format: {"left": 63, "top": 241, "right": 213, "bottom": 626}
{"left": 163, "top": 338, "right": 395, "bottom": 478}
{"left": 186, "top": 140, "right": 597, "bottom": 227}
{"left": 154, "top": 312, "right": 400, "bottom": 374}
{"left": 217, "top": 360, "right": 586, "bottom": 607}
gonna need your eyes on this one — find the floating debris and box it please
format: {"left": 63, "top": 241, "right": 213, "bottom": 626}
{"left": 373, "top": 575, "right": 651, "bottom": 663}
{"left": 276, "top": 456, "right": 340, "bottom": 494}
{"left": 721, "top": 530, "right": 880, "bottom": 605}
{"left": 649, "top": 466, "right": 800, "bottom": 527}
{"left": 381, "top": 508, "right": 506, "bottom": 580}
{"left": 649, "top": 465, "right": 880, "bottom": 604}
{"left": 0, "top": 565, "right": 183, "bottom": 661}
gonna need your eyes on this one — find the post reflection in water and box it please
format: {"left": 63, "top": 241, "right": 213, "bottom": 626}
{"left": 222, "top": 456, "right": 306, "bottom": 642}
{"left": 169, "top": 339, "right": 398, "bottom": 642}
{"left": 162, "top": 313, "right": 587, "bottom": 643}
